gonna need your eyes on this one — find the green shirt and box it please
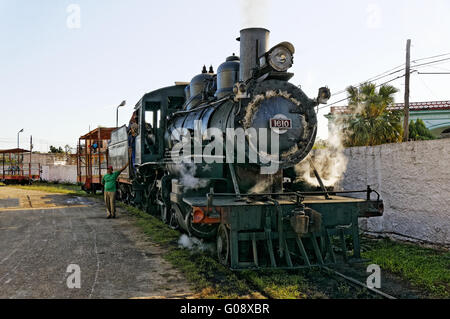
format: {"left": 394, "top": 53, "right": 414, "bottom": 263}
{"left": 102, "top": 171, "right": 120, "bottom": 192}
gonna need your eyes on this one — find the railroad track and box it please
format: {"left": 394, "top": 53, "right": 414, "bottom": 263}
{"left": 234, "top": 263, "right": 398, "bottom": 299}
{"left": 320, "top": 266, "right": 397, "bottom": 299}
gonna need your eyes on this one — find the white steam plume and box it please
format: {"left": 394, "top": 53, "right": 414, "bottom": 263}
{"left": 174, "top": 163, "right": 208, "bottom": 191}
{"left": 178, "top": 234, "right": 215, "bottom": 254}
{"left": 294, "top": 121, "right": 348, "bottom": 187}
{"left": 240, "top": 0, "right": 270, "bottom": 28}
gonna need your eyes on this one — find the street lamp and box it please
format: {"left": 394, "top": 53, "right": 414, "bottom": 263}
{"left": 116, "top": 100, "right": 126, "bottom": 127}
{"left": 17, "top": 128, "right": 24, "bottom": 149}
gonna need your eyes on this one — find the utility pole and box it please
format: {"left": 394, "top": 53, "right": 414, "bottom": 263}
{"left": 403, "top": 39, "right": 411, "bottom": 142}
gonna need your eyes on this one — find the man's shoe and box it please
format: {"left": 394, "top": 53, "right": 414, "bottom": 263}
{"left": 112, "top": 215, "right": 116, "bottom": 219}
{"left": 107, "top": 215, "right": 111, "bottom": 219}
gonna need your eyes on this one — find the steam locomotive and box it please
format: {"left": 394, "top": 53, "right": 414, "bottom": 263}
{"left": 107, "top": 28, "right": 384, "bottom": 269}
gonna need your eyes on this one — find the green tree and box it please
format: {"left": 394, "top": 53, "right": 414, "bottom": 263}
{"left": 49, "top": 145, "right": 64, "bottom": 154}
{"left": 409, "top": 119, "right": 435, "bottom": 141}
{"left": 343, "top": 82, "right": 403, "bottom": 147}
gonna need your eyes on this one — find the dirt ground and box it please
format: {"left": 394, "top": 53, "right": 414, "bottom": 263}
{"left": 0, "top": 186, "right": 194, "bottom": 299}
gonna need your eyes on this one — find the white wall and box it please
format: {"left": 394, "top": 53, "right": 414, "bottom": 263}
{"left": 41, "top": 165, "right": 77, "bottom": 184}
{"left": 339, "top": 139, "right": 450, "bottom": 246}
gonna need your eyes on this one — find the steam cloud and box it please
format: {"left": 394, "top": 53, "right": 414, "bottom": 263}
{"left": 178, "top": 234, "right": 215, "bottom": 254}
{"left": 294, "top": 121, "right": 348, "bottom": 188}
{"left": 175, "top": 163, "right": 208, "bottom": 191}
{"left": 240, "top": 0, "right": 269, "bottom": 28}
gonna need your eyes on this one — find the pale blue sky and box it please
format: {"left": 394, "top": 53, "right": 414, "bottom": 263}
{"left": 1, "top": 0, "right": 450, "bottom": 151}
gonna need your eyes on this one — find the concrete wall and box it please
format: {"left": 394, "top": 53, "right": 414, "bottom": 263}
{"left": 339, "top": 139, "right": 450, "bottom": 246}
{"left": 28, "top": 153, "right": 77, "bottom": 165}
{"left": 16, "top": 153, "right": 78, "bottom": 184}
{"left": 41, "top": 165, "right": 77, "bottom": 184}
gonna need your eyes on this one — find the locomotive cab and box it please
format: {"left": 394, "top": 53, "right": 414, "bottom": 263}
{"left": 134, "top": 85, "right": 187, "bottom": 164}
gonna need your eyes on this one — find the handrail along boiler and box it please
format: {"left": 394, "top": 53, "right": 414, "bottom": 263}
{"left": 106, "top": 28, "right": 384, "bottom": 269}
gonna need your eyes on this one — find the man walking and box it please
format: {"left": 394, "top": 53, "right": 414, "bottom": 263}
{"left": 101, "top": 161, "right": 129, "bottom": 219}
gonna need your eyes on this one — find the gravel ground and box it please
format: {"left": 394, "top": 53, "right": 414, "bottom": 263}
{"left": 0, "top": 186, "right": 194, "bottom": 299}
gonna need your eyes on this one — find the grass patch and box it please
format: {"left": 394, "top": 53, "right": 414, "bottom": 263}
{"left": 362, "top": 238, "right": 450, "bottom": 298}
{"left": 6, "top": 182, "right": 85, "bottom": 195}
{"left": 240, "top": 269, "right": 326, "bottom": 299}
{"left": 165, "top": 249, "right": 259, "bottom": 298}
{"left": 118, "top": 203, "right": 353, "bottom": 299}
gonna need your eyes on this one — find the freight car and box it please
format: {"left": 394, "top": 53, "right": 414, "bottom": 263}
{"left": 106, "top": 28, "right": 384, "bottom": 269}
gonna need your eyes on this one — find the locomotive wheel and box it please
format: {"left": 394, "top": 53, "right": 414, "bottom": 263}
{"left": 217, "top": 224, "right": 230, "bottom": 266}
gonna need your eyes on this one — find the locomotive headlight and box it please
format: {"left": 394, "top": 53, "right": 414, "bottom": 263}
{"left": 317, "top": 87, "right": 331, "bottom": 104}
{"left": 267, "top": 42, "right": 295, "bottom": 72}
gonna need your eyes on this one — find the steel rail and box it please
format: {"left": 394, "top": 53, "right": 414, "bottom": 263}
{"left": 321, "top": 266, "right": 397, "bottom": 300}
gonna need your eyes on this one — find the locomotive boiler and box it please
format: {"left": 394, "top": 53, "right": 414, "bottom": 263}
{"left": 106, "top": 28, "right": 384, "bottom": 269}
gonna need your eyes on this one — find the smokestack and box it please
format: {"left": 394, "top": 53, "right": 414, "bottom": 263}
{"left": 238, "top": 28, "right": 270, "bottom": 82}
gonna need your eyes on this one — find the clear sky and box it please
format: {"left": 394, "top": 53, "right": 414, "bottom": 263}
{"left": 1, "top": 0, "right": 450, "bottom": 152}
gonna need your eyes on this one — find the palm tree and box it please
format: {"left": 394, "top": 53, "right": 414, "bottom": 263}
{"left": 342, "top": 82, "right": 403, "bottom": 146}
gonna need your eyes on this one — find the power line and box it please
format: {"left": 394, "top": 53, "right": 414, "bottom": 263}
{"left": 418, "top": 72, "right": 450, "bottom": 75}
{"left": 412, "top": 57, "right": 450, "bottom": 68}
{"left": 412, "top": 52, "right": 450, "bottom": 63}
{"left": 318, "top": 72, "right": 411, "bottom": 111}
{"left": 330, "top": 54, "right": 450, "bottom": 99}
{"left": 319, "top": 55, "right": 450, "bottom": 113}
{"left": 331, "top": 63, "right": 405, "bottom": 97}
{"left": 319, "top": 56, "right": 450, "bottom": 113}
{"left": 365, "top": 63, "right": 405, "bottom": 83}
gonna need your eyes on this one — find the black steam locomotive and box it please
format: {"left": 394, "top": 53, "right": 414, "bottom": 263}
{"left": 108, "top": 28, "right": 383, "bottom": 269}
